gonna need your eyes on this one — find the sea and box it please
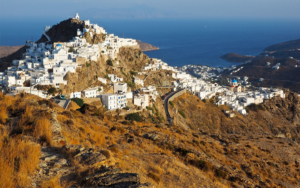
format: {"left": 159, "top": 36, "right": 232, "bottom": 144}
{"left": 1, "top": 18, "right": 300, "bottom": 68}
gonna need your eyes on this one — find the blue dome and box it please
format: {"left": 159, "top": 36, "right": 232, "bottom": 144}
{"left": 56, "top": 44, "right": 62, "bottom": 47}
{"left": 232, "top": 79, "right": 237, "bottom": 83}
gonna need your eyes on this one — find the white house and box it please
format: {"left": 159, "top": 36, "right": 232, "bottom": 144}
{"left": 82, "top": 87, "right": 98, "bottom": 98}
{"left": 134, "top": 76, "right": 144, "bottom": 87}
{"left": 98, "top": 77, "right": 107, "bottom": 84}
{"left": 114, "top": 83, "right": 127, "bottom": 94}
{"left": 134, "top": 94, "right": 149, "bottom": 108}
{"left": 70, "top": 91, "right": 81, "bottom": 98}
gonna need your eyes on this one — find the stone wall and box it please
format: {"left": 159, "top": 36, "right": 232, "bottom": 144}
{"left": 169, "top": 89, "right": 186, "bottom": 101}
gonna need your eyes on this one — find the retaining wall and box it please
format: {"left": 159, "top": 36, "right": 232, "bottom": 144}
{"left": 168, "top": 89, "right": 186, "bottom": 101}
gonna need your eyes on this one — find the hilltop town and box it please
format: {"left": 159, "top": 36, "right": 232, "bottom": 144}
{"left": 0, "top": 14, "right": 300, "bottom": 188}
{"left": 0, "top": 14, "right": 288, "bottom": 117}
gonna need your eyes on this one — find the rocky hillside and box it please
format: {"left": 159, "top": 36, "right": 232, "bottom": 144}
{"left": 60, "top": 46, "right": 153, "bottom": 95}
{"left": 1, "top": 90, "right": 300, "bottom": 187}
{"left": 37, "top": 18, "right": 84, "bottom": 43}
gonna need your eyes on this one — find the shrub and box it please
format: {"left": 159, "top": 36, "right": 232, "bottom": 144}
{"left": 68, "top": 47, "right": 75, "bottom": 53}
{"left": 189, "top": 160, "right": 213, "bottom": 172}
{"left": 169, "top": 101, "right": 174, "bottom": 107}
{"left": 130, "top": 70, "right": 137, "bottom": 75}
{"left": 107, "top": 59, "right": 113, "bottom": 66}
{"left": 47, "top": 87, "right": 57, "bottom": 96}
{"left": 109, "top": 146, "right": 120, "bottom": 153}
{"left": 125, "top": 113, "right": 142, "bottom": 122}
{"left": 215, "top": 168, "right": 228, "bottom": 179}
{"left": 147, "top": 172, "right": 160, "bottom": 183}
{"left": 0, "top": 107, "right": 8, "bottom": 124}
{"left": 34, "top": 117, "right": 52, "bottom": 145}
{"left": 178, "top": 110, "right": 186, "bottom": 119}
{"left": 165, "top": 142, "right": 174, "bottom": 150}
{"left": 71, "top": 98, "right": 84, "bottom": 107}
{"left": 101, "top": 150, "right": 111, "bottom": 159}
{"left": 177, "top": 147, "right": 192, "bottom": 157}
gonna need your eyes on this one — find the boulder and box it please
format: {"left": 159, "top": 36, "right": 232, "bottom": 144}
{"left": 75, "top": 148, "right": 107, "bottom": 166}
{"left": 83, "top": 166, "right": 150, "bottom": 188}
{"left": 143, "top": 134, "right": 159, "bottom": 141}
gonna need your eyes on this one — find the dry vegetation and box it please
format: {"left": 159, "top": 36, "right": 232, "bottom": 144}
{"left": 0, "top": 91, "right": 299, "bottom": 187}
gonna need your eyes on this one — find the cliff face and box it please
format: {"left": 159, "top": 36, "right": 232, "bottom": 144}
{"left": 144, "top": 70, "right": 175, "bottom": 87}
{"left": 61, "top": 47, "right": 153, "bottom": 94}
{"left": 82, "top": 32, "right": 106, "bottom": 44}
{"left": 117, "top": 47, "right": 151, "bottom": 72}
{"left": 264, "top": 91, "right": 300, "bottom": 124}
{"left": 37, "top": 18, "right": 84, "bottom": 43}
{"left": 61, "top": 55, "right": 108, "bottom": 94}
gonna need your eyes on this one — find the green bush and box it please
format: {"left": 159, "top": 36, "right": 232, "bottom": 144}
{"left": 125, "top": 113, "right": 142, "bottom": 122}
{"left": 107, "top": 59, "right": 113, "bottom": 66}
{"left": 177, "top": 147, "right": 192, "bottom": 157}
{"left": 178, "top": 110, "right": 186, "bottom": 118}
{"left": 169, "top": 101, "right": 174, "bottom": 107}
{"left": 189, "top": 160, "right": 213, "bottom": 172}
{"left": 47, "top": 87, "right": 57, "bottom": 96}
{"left": 71, "top": 98, "right": 84, "bottom": 107}
{"left": 215, "top": 169, "right": 228, "bottom": 179}
{"left": 68, "top": 47, "right": 75, "bottom": 53}
{"left": 130, "top": 70, "right": 137, "bottom": 75}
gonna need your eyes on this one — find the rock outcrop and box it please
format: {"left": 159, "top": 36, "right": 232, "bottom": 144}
{"left": 82, "top": 166, "right": 150, "bottom": 188}
{"left": 37, "top": 18, "right": 84, "bottom": 43}
{"left": 264, "top": 91, "right": 300, "bottom": 124}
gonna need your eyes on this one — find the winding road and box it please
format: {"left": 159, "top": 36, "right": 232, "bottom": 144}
{"left": 163, "top": 88, "right": 184, "bottom": 125}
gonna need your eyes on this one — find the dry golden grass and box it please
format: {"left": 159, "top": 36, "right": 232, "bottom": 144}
{"left": 34, "top": 117, "right": 52, "bottom": 145}
{"left": 2, "top": 95, "right": 14, "bottom": 107}
{"left": 0, "top": 107, "right": 8, "bottom": 124}
{"left": 40, "top": 176, "right": 65, "bottom": 188}
{"left": 57, "top": 114, "right": 67, "bottom": 122}
{"left": 148, "top": 164, "right": 164, "bottom": 175}
{"left": 0, "top": 129, "right": 40, "bottom": 188}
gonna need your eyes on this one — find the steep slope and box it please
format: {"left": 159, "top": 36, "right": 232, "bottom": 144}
{"left": 1, "top": 91, "right": 299, "bottom": 187}
{"left": 37, "top": 18, "right": 84, "bottom": 43}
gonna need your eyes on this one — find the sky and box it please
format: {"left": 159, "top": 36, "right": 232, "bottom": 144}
{"left": 0, "top": 0, "right": 300, "bottom": 20}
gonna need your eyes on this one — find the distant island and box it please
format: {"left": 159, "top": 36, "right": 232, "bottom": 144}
{"left": 221, "top": 38, "right": 300, "bottom": 92}
{"left": 136, "top": 40, "right": 159, "bottom": 51}
{"left": 0, "top": 45, "right": 24, "bottom": 58}
{"left": 221, "top": 53, "right": 253, "bottom": 63}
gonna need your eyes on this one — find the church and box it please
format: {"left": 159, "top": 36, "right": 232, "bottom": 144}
{"left": 228, "top": 79, "right": 245, "bottom": 92}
